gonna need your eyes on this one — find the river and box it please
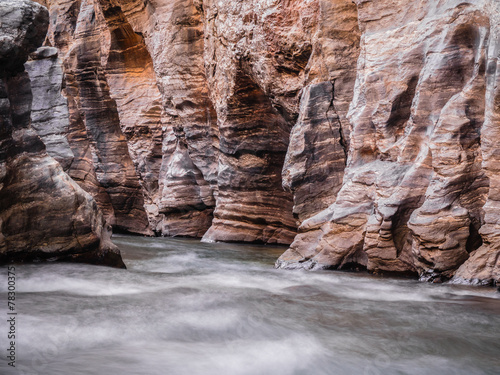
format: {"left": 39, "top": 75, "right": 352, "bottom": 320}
{"left": 1, "top": 235, "right": 500, "bottom": 374}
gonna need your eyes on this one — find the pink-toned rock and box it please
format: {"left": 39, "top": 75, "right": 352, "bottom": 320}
{"left": 94, "top": 0, "right": 165, "bottom": 230}
{"left": 277, "top": 0, "right": 500, "bottom": 286}
{"left": 283, "top": 0, "right": 360, "bottom": 223}
{"left": 41, "top": 0, "right": 152, "bottom": 235}
{"left": 42, "top": 0, "right": 219, "bottom": 237}
{"left": 200, "top": 0, "right": 317, "bottom": 244}
{"left": 16, "top": 0, "right": 500, "bottom": 286}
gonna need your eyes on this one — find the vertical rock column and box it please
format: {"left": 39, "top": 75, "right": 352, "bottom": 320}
{"left": 202, "top": 66, "right": 297, "bottom": 244}
{"left": 39, "top": 0, "right": 117, "bottom": 234}
{"left": 146, "top": 0, "right": 219, "bottom": 237}
{"left": 201, "top": 0, "right": 321, "bottom": 244}
{"left": 56, "top": 0, "right": 152, "bottom": 234}
{"left": 453, "top": 1, "right": 500, "bottom": 285}
{"left": 37, "top": 0, "right": 152, "bottom": 235}
{"left": 88, "top": 0, "right": 219, "bottom": 237}
{"left": 282, "top": 0, "right": 360, "bottom": 224}
{"left": 93, "top": 0, "right": 164, "bottom": 230}
{"left": 0, "top": 0, "right": 124, "bottom": 267}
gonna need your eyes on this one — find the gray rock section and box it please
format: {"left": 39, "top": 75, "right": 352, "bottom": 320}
{"left": 25, "top": 46, "right": 74, "bottom": 170}
{"left": 0, "top": 0, "right": 124, "bottom": 268}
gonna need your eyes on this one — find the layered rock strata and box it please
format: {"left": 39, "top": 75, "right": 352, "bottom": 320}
{"left": 38, "top": 0, "right": 303, "bottom": 243}
{"left": 33, "top": 0, "right": 153, "bottom": 235}
{"left": 25, "top": 46, "right": 74, "bottom": 171}
{"left": 0, "top": 0, "right": 124, "bottom": 267}
{"left": 277, "top": 0, "right": 500, "bottom": 286}
{"left": 282, "top": 0, "right": 360, "bottom": 223}
{"left": 201, "top": 0, "right": 360, "bottom": 243}
{"left": 35, "top": 0, "right": 360, "bottom": 245}
{"left": 8, "top": 0, "right": 500, "bottom": 285}
{"left": 133, "top": 0, "right": 219, "bottom": 236}
{"left": 39, "top": 0, "right": 218, "bottom": 236}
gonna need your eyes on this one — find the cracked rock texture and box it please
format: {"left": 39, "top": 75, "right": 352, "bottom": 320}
{"left": 7, "top": 0, "right": 500, "bottom": 284}
{"left": 0, "top": 0, "right": 124, "bottom": 267}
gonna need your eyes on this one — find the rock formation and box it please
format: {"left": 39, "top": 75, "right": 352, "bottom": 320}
{"left": 2, "top": 0, "right": 499, "bottom": 285}
{"left": 0, "top": 0, "right": 124, "bottom": 267}
{"left": 277, "top": 0, "right": 500, "bottom": 286}
{"left": 25, "top": 46, "right": 74, "bottom": 171}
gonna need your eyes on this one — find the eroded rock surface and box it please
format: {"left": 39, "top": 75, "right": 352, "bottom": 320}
{"left": 277, "top": 0, "right": 500, "bottom": 286}
{"left": 200, "top": 0, "right": 358, "bottom": 244}
{"left": 0, "top": 0, "right": 124, "bottom": 267}
{"left": 25, "top": 46, "right": 74, "bottom": 170}
{"left": 7, "top": 0, "right": 500, "bottom": 285}
{"left": 282, "top": 0, "right": 360, "bottom": 223}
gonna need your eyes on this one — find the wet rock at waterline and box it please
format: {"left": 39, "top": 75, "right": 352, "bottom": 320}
{"left": 277, "top": 0, "right": 500, "bottom": 287}
{"left": 1, "top": 0, "right": 500, "bottom": 285}
{"left": 0, "top": 0, "right": 124, "bottom": 268}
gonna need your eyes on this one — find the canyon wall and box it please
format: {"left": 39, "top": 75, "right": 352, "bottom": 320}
{"left": 37, "top": 0, "right": 360, "bottom": 245}
{"left": 0, "top": 0, "right": 124, "bottom": 267}
{"left": 3, "top": 0, "right": 500, "bottom": 285}
{"left": 277, "top": 0, "right": 500, "bottom": 286}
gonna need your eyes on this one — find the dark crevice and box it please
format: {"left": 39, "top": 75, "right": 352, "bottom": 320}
{"left": 326, "top": 79, "right": 348, "bottom": 164}
{"left": 159, "top": 204, "right": 210, "bottom": 215}
{"left": 387, "top": 75, "right": 418, "bottom": 136}
{"left": 231, "top": 149, "right": 287, "bottom": 159}
{"left": 339, "top": 262, "right": 368, "bottom": 272}
{"left": 275, "top": 44, "right": 312, "bottom": 75}
{"left": 466, "top": 220, "right": 483, "bottom": 253}
{"left": 390, "top": 201, "right": 422, "bottom": 257}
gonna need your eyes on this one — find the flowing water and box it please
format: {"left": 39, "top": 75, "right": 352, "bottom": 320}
{"left": 1, "top": 235, "right": 500, "bottom": 375}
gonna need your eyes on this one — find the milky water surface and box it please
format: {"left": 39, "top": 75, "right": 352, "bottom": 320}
{"left": 1, "top": 235, "right": 500, "bottom": 375}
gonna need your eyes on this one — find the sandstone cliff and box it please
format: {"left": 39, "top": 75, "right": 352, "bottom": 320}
{"left": 277, "top": 0, "right": 500, "bottom": 286}
{"left": 4, "top": 0, "right": 500, "bottom": 285}
{"left": 0, "top": 0, "right": 124, "bottom": 267}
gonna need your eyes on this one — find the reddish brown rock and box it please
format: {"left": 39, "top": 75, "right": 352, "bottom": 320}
{"left": 93, "top": 0, "right": 164, "bottom": 230}
{"left": 200, "top": 0, "right": 317, "bottom": 244}
{"left": 41, "top": 0, "right": 152, "bottom": 235}
{"left": 42, "top": 0, "right": 302, "bottom": 243}
{"left": 0, "top": 0, "right": 124, "bottom": 268}
{"left": 41, "top": 0, "right": 218, "bottom": 237}
{"left": 201, "top": 66, "right": 296, "bottom": 244}
{"left": 283, "top": 0, "right": 360, "bottom": 223}
{"left": 18, "top": 0, "right": 500, "bottom": 286}
{"left": 277, "top": 0, "right": 500, "bottom": 286}
{"left": 137, "top": 0, "right": 219, "bottom": 236}
{"left": 452, "top": 1, "right": 500, "bottom": 285}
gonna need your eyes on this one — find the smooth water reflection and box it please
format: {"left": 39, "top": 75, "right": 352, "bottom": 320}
{"left": 0, "top": 235, "right": 499, "bottom": 375}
